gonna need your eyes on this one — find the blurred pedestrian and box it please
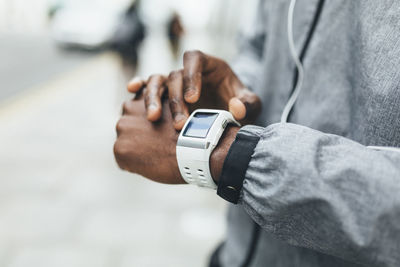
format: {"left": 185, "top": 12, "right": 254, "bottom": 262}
{"left": 167, "top": 12, "right": 184, "bottom": 60}
{"left": 110, "top": 0, "right": 146, "bottom": 78}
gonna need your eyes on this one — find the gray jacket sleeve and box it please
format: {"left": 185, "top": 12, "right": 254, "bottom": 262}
{"left": 230, "top": 0, "right": 266, "bottom": 91}
{"left": 218, "top": 123, "right": 400, "bottom": 267}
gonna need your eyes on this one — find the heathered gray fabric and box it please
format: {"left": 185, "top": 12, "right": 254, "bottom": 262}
{"left": 219, "top": 0, "right": 400, "bottom": 267}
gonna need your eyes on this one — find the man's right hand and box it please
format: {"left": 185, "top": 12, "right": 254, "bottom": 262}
{"left": 127, "top": 50, "right": 262, "bottom": 130}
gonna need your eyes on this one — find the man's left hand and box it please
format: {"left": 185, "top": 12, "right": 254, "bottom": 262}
{"left": 114, "top": 96, "right": 185, "bottom": 184}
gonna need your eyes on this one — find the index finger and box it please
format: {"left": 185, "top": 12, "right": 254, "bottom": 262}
{"left": 144, "top": 75, "right": 166, "bottom": 121}
{"left": 183, "top": 50, "right": 206, "bottom": 103}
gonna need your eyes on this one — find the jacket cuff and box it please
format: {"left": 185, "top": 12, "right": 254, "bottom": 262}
{"left": 217, "top": 125, "right": 263, "bottom": 204}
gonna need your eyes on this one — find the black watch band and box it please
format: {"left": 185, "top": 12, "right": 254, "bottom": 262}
{"left": 217, "top": 130, "right": 260, "bottom": 204}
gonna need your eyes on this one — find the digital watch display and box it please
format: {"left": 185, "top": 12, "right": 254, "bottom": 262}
{"left": 183, "top": 112, "right": 218, "bottom": 138}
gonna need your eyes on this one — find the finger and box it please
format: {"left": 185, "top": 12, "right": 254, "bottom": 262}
{"left": 144, "top": 75, "right": 166, "bottom": 121}
{"left": 167, "top": 70, "right": 189, "bottom": 130}
{"left": 183, "top": 50, "right": 205, "bottom": 103}
{"left": 229, "top": 89, "right": 262, "bottom": 122}
{"left": 229, "top": 97, "right": 246, "bottom": 120}
{"left": 127, "top": 77, "right": 146, "bottom": 93}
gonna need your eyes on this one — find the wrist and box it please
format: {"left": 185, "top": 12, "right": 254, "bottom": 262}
{"left": 210, "top": 126, "right": 240, "bottom": 183}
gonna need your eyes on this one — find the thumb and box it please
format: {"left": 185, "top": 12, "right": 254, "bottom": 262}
{"left": 127, "top": 77, "right": 145, "bottom": 93}
{"left": 228, "top": 90, "right": 261, "bottom": 123}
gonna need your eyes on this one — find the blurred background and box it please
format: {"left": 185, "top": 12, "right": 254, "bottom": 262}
{"left": 0, "top": 0, "right": 257, "bottom": 266}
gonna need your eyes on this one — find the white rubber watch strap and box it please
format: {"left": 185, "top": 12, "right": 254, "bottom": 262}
{"left": 176, "top": 145, "right": 216, "bottom": 189}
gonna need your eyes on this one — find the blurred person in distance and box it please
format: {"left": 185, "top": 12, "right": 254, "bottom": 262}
{"left": 110, "top": 0, "right": 145, "bottom": 78}
{"left": 114, "top": 1, "right": 400, "bottom": 267}
{"left": 168, "top": 12, "right": 185, "bottom": 60}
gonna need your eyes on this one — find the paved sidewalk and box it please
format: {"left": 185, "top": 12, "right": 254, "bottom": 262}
{"left": 0, "top": 52, "right": 226, "bottom": 267}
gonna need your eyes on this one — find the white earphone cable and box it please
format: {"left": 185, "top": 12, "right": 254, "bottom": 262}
{"left": 281, "top": 0, "right": 303, "bottom": 123}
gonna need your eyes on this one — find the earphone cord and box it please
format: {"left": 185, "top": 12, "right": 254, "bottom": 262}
{"left": 283, "top": 0, "right": 399, "bottom": 153}
{"left": 281, "top": 0, "right": 303, "bottom": 124}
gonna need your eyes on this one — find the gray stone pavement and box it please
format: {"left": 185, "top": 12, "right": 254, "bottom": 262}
{"left": 0, "top": 42, "right": 227, "bottom": 266}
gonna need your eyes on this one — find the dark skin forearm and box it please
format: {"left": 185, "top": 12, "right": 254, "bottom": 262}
{"left": 210, "top": 126, "right": 240, "bottom": 183}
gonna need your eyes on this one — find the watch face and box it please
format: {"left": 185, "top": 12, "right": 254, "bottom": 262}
{"left": 183, "top": 112, "right": 218, "bottom": 138}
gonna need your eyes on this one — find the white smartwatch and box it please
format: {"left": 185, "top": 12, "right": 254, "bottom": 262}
{"left": 176, "top": 109, "right": 240, "bottom": 189}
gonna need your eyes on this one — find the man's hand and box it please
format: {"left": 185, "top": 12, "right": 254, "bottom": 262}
{"left": 114, "top": 96, "right": 239, "bottom": 184}
{"left": 114, "top": 96, "right": 184, "bottom": 184}
{"left": 127, "top": 50, "right": 261, "bottom": 130}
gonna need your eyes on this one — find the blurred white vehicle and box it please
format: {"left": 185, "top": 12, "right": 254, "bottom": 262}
{"left": 50, "top": 0, "right": 130, "bottom": 49}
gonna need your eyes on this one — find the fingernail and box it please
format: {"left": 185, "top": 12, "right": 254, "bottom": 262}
{"left": 148, "top": 103, "right": 158, "bottom": 111}
{"left": 174, "top": 113, "right": 186, "bottom": 123}
{"left": 185, "top": 88, "right": 196, "bottom": 98}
